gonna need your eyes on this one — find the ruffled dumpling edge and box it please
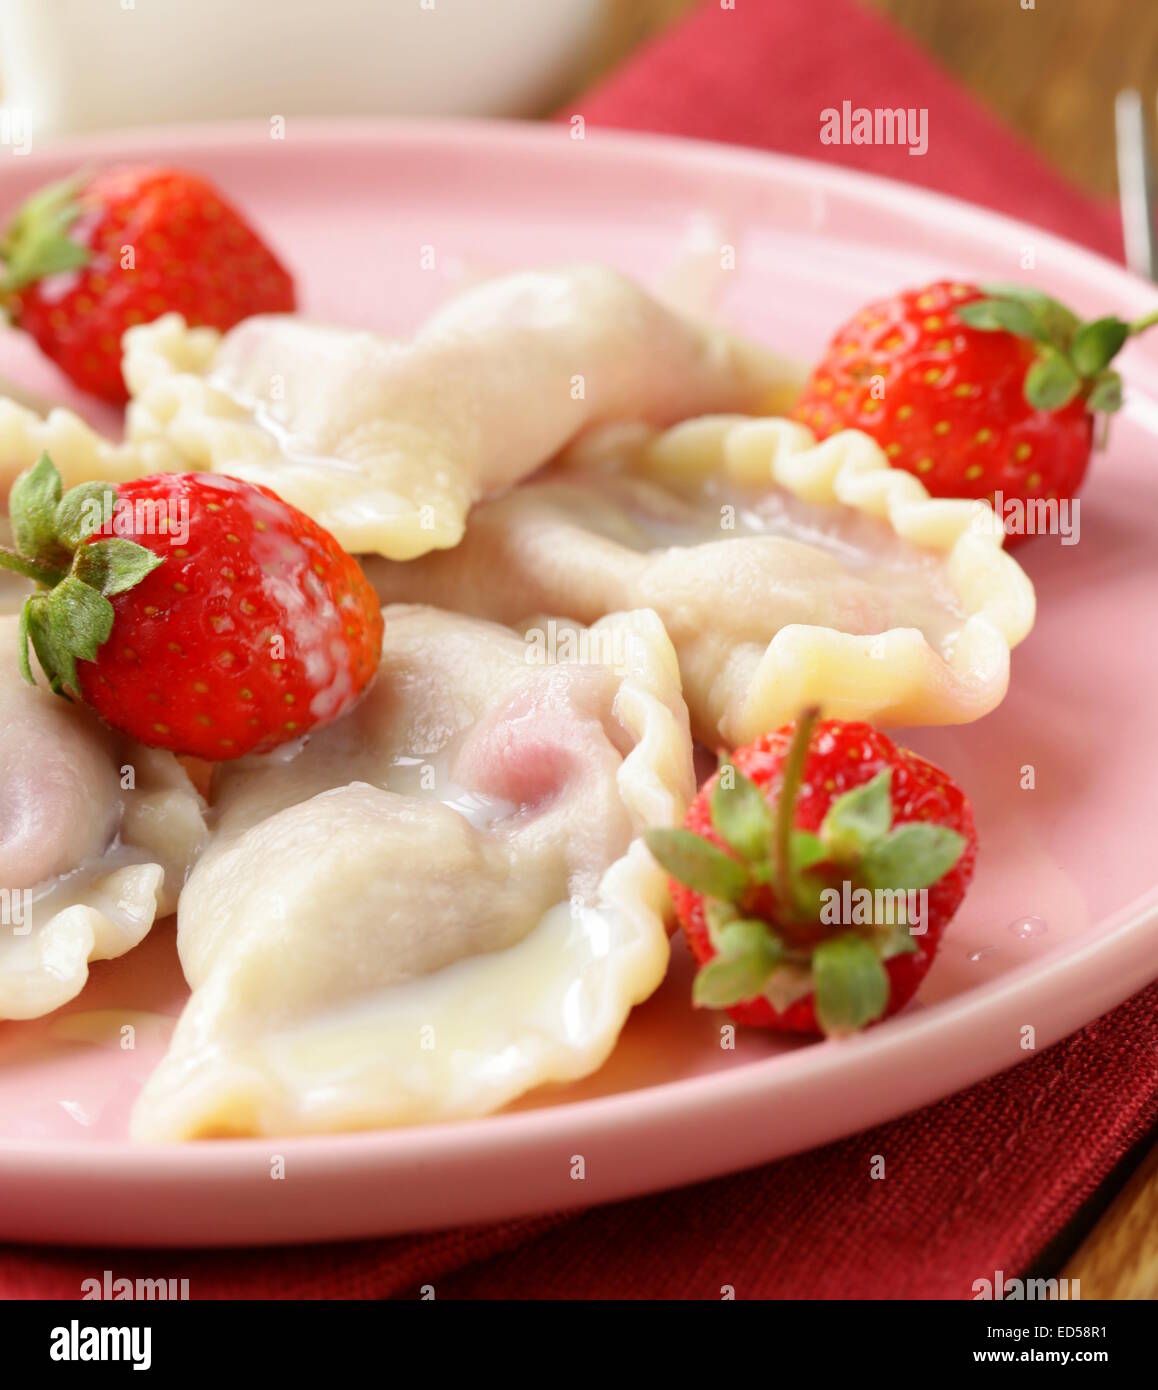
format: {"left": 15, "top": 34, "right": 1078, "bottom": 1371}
{"left": 585, "top": 413, "right": 1036, "bottom": 744}
{"left": 0, "top": 746, "right": 207, "bottom": 1021}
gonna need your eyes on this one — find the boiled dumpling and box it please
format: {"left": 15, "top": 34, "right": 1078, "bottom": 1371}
{"left": 0, "top": 616, "right": 207, "bottom": 1020}
{"left": 131, "top": 604, "right": 695, "bottom": 1139}
{"left": 120, "top": 267, "right": 785, "bottom": 559}
{"left": 363, "top": 416, "right": 1036, "bottom": 744}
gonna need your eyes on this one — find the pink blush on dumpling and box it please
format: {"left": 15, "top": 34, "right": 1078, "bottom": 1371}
{"left": 0, "top": 691, "right": 121, "bottom": 890}
{"left": 452, "top": 670, "right": 622, "bottom": 810}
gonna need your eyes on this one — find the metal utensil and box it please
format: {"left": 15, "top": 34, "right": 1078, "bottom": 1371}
{"left": 1115, "top": 89, "right": 1157, "bottom": 280}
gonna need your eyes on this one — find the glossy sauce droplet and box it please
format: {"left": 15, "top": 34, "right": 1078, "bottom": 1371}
{"left": 967, "top": 946, "right": 999, "bottom": 963}
{"left": 1007, "top": 915, "right": 1048, "bottom": 940}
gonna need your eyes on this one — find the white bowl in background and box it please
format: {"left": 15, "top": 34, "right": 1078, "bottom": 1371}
{"left": 0, "top": 0, "right": 602, "bottom": 138}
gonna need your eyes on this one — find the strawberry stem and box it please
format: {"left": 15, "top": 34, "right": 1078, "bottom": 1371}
{"left": 0, "top": 173, "right": 90, "bottom": 300}
{"left": 773, "top": 705, "right": 820, "bottom": 920}
{"left": 1129, "top": 308, "right": 1158, "bottom": 335}
{"left": 0, "top": 547, "right": 65, "bottom": 586}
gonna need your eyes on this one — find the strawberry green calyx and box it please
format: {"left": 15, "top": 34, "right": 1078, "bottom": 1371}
{"left": 644, "top": 712, "right": 968, "bottom": 1035}
{"left": 0, "top": 452, "right": 162, "bottom": 696}
{"left": 0, "top": 174, "right": 91, "bottom": 301}
{"left": 954, "top": 283, "right": 1158, "bottom": 418}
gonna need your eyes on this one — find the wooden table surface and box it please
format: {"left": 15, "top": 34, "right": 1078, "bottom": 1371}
{"left": 867, "top": 0, "right": 1158, "bottom": 199}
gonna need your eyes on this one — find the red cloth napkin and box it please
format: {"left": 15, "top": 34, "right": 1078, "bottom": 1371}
{"left": 570, "top": 0, "right": 1121, "bottom": 260}
{"left": 5, "top": 981, "right": 1157, "bottom": 1300}
{"left": 2, "top": 0, "right": 1146, "bottom": 1299}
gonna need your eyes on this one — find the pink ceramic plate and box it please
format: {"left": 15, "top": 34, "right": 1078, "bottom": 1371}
{"left": 1, "top": 121, "right": 1156, "bottom": 1248}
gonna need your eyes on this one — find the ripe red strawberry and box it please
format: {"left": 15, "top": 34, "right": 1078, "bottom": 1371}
{"left": 0, "top": 455, "right": 382, "bottom": 759}
{"left": 645, "top": 711, "right": 976, "bottom": 1037}
{"left": 793, "top": 280, "right": 1155, "bottom": 535}
{"left": 0, "top": 166, "right": 295, "bottom": 402}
